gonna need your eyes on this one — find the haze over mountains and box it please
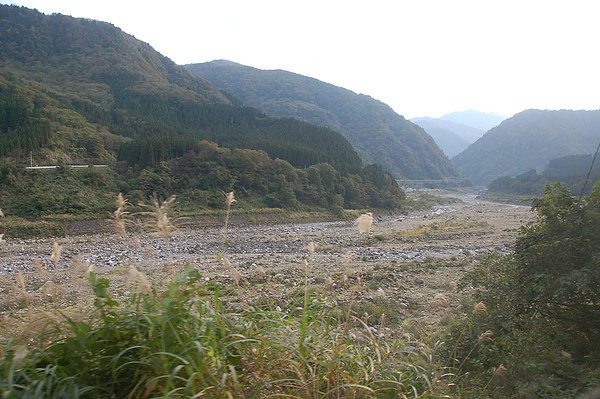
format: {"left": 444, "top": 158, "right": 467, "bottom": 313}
{"left": 453, "top": 109, "right": 600, "bottom": 186}
{"left": 411, "top": 111, "right": 505, "bottom": 158}
{"left": 439, "top": 110, "right": 506, "bottom": 132}
{"left": 411, "top": 117, "right": 478, "bottom": 158}
{"left": 185, "top": 60, "right": 459, "bottom": 180}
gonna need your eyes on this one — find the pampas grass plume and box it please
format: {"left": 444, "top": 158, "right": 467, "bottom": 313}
{"left": 433, "top": 293, "right": 449, "bottom": 308}
{"left": 113, "top": 193, "right": 129, "bottom": 237}
{"left": 255, "top": 265, "right": 266, "bottom": 277}
{"left": 50, "top": 242, "right": 61, "bottom": 265}
{"left": 493, "top": 364, "right": 508, "bottom": 377}
{"left": 356, "top": 212, "right": 373, "bottom": 235}
{"left": 223, "top": 191, "right": 236, "bottom": 240}
{"left": 473, "top": 302, "right": 487, "bottom": 314}
{"left": 225, "top": 191, "right": 236, "bottom": 207}
{"left": 127, "top": 264, "right": 152, "bottom": 294}
{"left": 478, "top": 330, "right": 494, "bottom": 343}
{"left": 15, "top": 271, "right": 26, "bottom": 291}
{"left": 0, "top": 207, "right": 4, "bottom": 217}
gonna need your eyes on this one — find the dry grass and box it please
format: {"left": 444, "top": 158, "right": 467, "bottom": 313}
{"left": 356, "top": 212, "right": 373, "bottom": 236}
{"left": 222, "top": 191, "right": 236, "bottom": 240}
{"left": 137, "top": 194, "right": 177, "bottom": 238}
{"left": 112, "top": 193, "right": 129, "bottom": 237}
{"left": 50, "top": 241, "right": 61, "bottom": 265}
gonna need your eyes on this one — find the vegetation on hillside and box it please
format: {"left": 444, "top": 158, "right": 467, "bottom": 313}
{"left": 0, "top": 5, "right": 405, "bottom": 215}
{"left": 0, "top": 140, "right": 404, "bottom": 226}
{"left": 185, "top": 60, "right": 460, "bottom": 180}
{"left": 487, "top": 153, "right": 600, "bottom": 196}
{"left": 453, "top": 109, "right": 600, "bottom": 185}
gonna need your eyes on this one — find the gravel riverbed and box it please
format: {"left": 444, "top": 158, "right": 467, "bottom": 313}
{"left": 0, "top": 192, "right": 535, "bottom": 338}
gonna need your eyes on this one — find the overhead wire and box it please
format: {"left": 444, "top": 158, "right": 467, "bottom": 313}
{"left": 578, "top": 140, "right": 600, "bottom": 200}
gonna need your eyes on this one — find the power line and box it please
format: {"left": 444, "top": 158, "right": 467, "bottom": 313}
{"left": 579, "top": 140, "right": 600, "bottom": 200}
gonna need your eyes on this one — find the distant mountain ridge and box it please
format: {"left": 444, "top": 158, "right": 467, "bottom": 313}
{"left": 452, "top": 109, "right": 600, "bottom": 185}
{"left": 439, "top": 110, "right": 506, "bottom": 132}
{"left": 410, "top": 117, "right": 476, "bottom": 157}
{"left": 185, "top": 60, "right": 459, "bottom": 180}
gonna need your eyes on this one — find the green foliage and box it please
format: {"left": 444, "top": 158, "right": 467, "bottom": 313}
{"left": 447, "top": 182, "right": 600, "bottom": 397}
{"left": 0, "top": 267, "right": 443, "bottom": 398}
{"left": 515, "top": 183, "right": 600, "bottom": 340}
{"left": 0, "top": 165, "right": 120, "bottom": 218}
{"left": 185, "top": 60, "right": 460, "bottom": 179}
{"left": 0, "top": 77, "right": 52, "bottom": 157}
{"left": 488, "top": 154, "right": 600, "bottom": 196}
{"left": 454, "top": 109, "right": 600, "bottom": 186}
{"left": 0, "top": 5, "right": 367, "bottom": 179}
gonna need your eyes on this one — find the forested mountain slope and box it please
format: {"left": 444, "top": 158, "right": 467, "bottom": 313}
{"left": 185, "top": 60, "right": 459, "bottom": 180}
{"left": 0, "top": 5, "right": 362, "bottom": 172}
{"left": 452, "top": 109, "right": 600, "bottom": 185}
{"left": 0, "top": 5, "right": 404, "bottom": 214}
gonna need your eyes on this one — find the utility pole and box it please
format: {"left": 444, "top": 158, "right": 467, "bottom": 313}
{"left": 30, "top": 151, "right": 33, "bottom": 167}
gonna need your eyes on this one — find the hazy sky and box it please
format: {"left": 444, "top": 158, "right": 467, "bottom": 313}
{"left": 6, "top": 0, "right": 600, "bottom": 119}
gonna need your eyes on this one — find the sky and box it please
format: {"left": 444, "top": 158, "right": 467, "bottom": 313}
{"left": 6, "top": 0, "right": 600, "bottom": 119}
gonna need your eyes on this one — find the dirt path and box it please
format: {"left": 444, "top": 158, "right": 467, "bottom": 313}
{"left": 0, "top": 191, "right": 535, "bottom": 340}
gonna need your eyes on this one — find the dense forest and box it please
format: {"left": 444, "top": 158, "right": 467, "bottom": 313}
{"left": 488, "top": 153, "right": 600, "bottom": 196}
{"left": 453, "top": 109, "right": 600, "bottom": 185}
{"left": 185, "top": 60, "right": 460, "bottom": 180}
{"left": 0, "top": 140, "right": 403, "bottom": 219}
{"left": 0, "top": 5, "right": 405, "bottom": 215}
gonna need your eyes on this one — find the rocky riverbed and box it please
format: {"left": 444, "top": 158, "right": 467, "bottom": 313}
{"left": 0, "top": 191, "right": 535, "bottom": 339}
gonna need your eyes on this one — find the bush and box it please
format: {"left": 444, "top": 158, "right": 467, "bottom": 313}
{"left": 446, "top": 182, "right": 600, "bottom": 398}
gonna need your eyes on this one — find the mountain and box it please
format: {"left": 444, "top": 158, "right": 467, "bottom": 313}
{"left": 411, "top": 117, "right": 475, "bottom": 157}
{"left": 0, "top": 5, "right": 405, "bottom": 215}
{"left": 452, "top": 109, "right": 600, "bottom": 186}
{"left": 184, "top": 60, "right": 459, "bottom": 180}
{"left": 440, "top": 110, "right": 506, "bottom": 132}
{"left": 0, "top": 5, "right": 363, "bottom": 172}
{"left": 487, "top": 153, "right": 600, "bottom": 196}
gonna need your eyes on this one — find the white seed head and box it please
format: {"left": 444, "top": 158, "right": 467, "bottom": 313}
{"left": 50, "top": 242, "right": 62, "bottom": 265}
{"left": 478, "top": 330, "right": 495, "bottom": 343}
{"left": 493, "top": 364, "right": 508, "bottom": 377}
{"left": 473, "top": 302, "right": 487, "bottom": 314}
{"left": 356, "top": 212, "right": 373, "bottom": 234}
{"left": 225, "top": 191, "right": 236, "bottom": 207}
{"left": 231, "top": 268, "right": 242, "bottom": 287}
{"left": 15, "top": 271, "right": 26, "bottom": 291}
{"left": 255, "top": 265, "right": 266, "bottom": 276}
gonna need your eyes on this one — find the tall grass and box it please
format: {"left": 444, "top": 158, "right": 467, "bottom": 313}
{"left": 222, "top": 191, "right": 236, "bottom": 240}
{"left": 0, "top": 266, "right": 446, "bottom": 398}
{"left": 138, "top": 194, "right": 177, "bottom": 238}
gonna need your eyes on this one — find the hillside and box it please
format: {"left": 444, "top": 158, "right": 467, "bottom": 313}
{"left": 0, "top": 5, "right": 405, "bottom": 214}
{"left": 452, "top": 109, "right": 600, "bottom": 185}
{"left": 487, "top": 153, "right": 600, "bottom": 196}
{"left": 439, "top": 110, "right": 506, "bottom": 132}
{"left": 0, "top": 6, "right": 365, "bottom": 170}
{"left": 185, "top": 60, "right": 459, "bottom": 180}
{"left": 411, "top": 117, "right": 474, "bottom": 157}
